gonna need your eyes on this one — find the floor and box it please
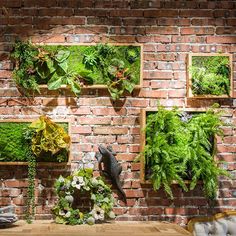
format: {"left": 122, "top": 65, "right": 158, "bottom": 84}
{"left": 0, "top": 220, "right": 191, "bottom": 236}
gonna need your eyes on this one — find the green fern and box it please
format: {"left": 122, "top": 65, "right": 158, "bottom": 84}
{"left": 145, "top": 105, "right": 230, "bottom": 199}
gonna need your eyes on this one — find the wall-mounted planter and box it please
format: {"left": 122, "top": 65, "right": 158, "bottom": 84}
{"left": 11, "top": 41, "right": 143, "bottom": 100}
{"left": 187, "top": 53, "right": 233, "bottom": 99}
{"left": 0, "top": 119, "right": 72, "bottom": 166}
{"left": 140, "top": 108, "right": 215, "bottom": 185}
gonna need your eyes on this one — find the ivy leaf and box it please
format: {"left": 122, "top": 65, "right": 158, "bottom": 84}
{"left": 47, "top": 76, "right": 63, "bottom": 90}
{"left": 55, "top": 50, "right": 70, "bottom": 63}
{"left": 58, "top": 60, "right": 68, "bottom": 73}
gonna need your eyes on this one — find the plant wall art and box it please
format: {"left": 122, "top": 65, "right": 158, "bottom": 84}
{"left": 188, "top": 54, "right": 232, "bottom": 98}
{"left": 11, "top": 41, "right": 142, "bottom": 100}
{"left": 141, "top": 105, "right": 230, "bottom": 200}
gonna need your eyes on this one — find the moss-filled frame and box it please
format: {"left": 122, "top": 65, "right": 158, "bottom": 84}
{"left": 187, "top": 53, "right": 233, "bottom": 98}
{"left": 139, "top": 108, "right": 217, "bottom": 184}
{"left": 0, "top": 119, "right": 72, "bottom": 166}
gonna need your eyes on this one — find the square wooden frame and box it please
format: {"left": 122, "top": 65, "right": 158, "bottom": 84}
{"left": 140, "top": 107, "right": 212, "bottom": 184}
{"left": 0, "top": 118, "right": 72, "bottom": 166}
{"left": 36, "top": 43, "right": 143, "bottom": 90}
{"left": 187, "top": 53, "right": 233, "bottom": 99}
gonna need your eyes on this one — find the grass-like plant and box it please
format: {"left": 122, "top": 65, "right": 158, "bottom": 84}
{"left": 144, "top": 104, "right": 230, "bottom": 199}
{"left": 190, "top": 56, "right": 231, "bottom": 96}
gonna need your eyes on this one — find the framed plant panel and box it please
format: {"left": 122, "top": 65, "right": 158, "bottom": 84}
{"left": 11, "top": 41, "right": 143, "bottom": 100}
{"left": 139, "top": 106, "right": 229, "bottom": 199}
{"left": 0, "top": 118, "right": 71, "bottom": 166}
{"left": 187, "top": 53, "right": 233, "bottom": 98}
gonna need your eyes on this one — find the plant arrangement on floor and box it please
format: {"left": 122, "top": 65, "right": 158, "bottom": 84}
{"left": 11, "top": 41, "right": 141, "bottom": 100}
{"left": 144, "top": 104, "right": 230, "bottom": 199}
{"left": 189, "top": 55, "right": 231, "bottom": 96}
{"left": 53, "top": 168, "right": 115, "bottom": 225}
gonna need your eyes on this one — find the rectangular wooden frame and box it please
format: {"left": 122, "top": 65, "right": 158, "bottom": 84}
{"left": 36, "top": 42, "right": 143, "bottom": 90}
{"left": 140, "top": 107, "right": 211, "bottom": 184}
{"left": 187, "top": 53, "right": 233, "bottom": 99}
{"left": 0, "top": 118, "right": 72, "bottom": 166}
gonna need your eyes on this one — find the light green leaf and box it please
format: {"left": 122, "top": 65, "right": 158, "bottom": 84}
{"left": 47, "top": 76, "right": 63, "bottom": 90}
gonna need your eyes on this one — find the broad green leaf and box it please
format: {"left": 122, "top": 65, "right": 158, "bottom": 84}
{"left": 123, "top": 80, "right": 135, "bottom": 93}
{"left": 55, "top": 50, "right": 70, "bottom": 63}
{"left": 67, "top": 79, "right": 81, "bottom": 96}
{"left": 47, "top": 76, "right": 63, "bottom": 90}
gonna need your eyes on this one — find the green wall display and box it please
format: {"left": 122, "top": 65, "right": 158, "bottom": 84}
{"left": 140, "top": 105, "right": 230, "bottom": 199}
{"left": 187, "top": 53, "right": 233, "bottom": 98}
{"left": 0, "top": 119, "right": 70, "bottom": 164}
{"left": 11, "top": 41, "right": 143, "bottom": 100}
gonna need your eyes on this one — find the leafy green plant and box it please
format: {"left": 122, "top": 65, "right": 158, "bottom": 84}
{"left": 53, "top": 168, "right": 115, "bottom": 225}
{"left": 144, "top": 104, "right": 230, "bottom": 199}
{"left": 11, "top": 41, "right": 81, "bottom": 96}
{"left": 190, "top": 55, "right": 231, "bottom": 96}
{"left": 29, "top": 116, "right": 70, "bottom": 162}
{"left": 11, "top": 41, "right": 141, "bottom": 100}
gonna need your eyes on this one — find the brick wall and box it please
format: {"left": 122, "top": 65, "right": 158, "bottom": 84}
{"left": 0, "top": 0, "right": 236, "bottom": 226}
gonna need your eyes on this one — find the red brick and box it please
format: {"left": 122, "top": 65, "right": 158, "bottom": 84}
{"left": 207, "top": 36, "right": 236, "bottom": 44}
{"left": 144, "top": 10, "right": 178, "bottom": 18}
{"left": 146, "top": 27, "right": 179, "bottom": 35}
{"left": 71, "top": 126, "right": 92, "bottom": 134}
{"left": 181, "top": 27, "right": 215, "bottom": 35}
{"left": 144, "top": 71, "right": 173, "bottom": 79}
{"left": 180, "top": 10, "right": 213, "bottom": 17}
{"left": 110, "top": 10, "right": 143, "bottom": 17}
{"left": 92, "top": 108, "right": 126, "bottom": 116}
{"left": 93, "top": 127, "right": 128, "bottom": 135}
{"left": 125, "top": 190, "right": 146, "bottom": 198}
{"left": 136, "top": 35, "right": 171, "bottom": 43}
{"left": 4, "top": 180, "right": 28, "bottom": 188}
{"left": 216, "top": 27, "right": 236, "bottom": 35}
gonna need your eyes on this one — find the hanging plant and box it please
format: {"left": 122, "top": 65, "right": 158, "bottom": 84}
{"left": 53, "top": 168, "right": 115, "bottom": 225}
{"left": 144, "top": 104, "right": 230, "bottom": 199}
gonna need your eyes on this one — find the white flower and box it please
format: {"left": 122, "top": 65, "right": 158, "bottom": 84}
{"left": 58, "top": 176, "right": 65, "bottom": 183}
{"left": 59, "top": 209, "right": 71, "bottom": 218}
{"left": 108, "top": 211, "right": 116, "bottom": 219}
{"left": 71, "top": 176, "right": 85, "bottom": 190}
{"left": 90, "top": 205, "right": 105, "bottom": 221}
{"left": 87, "top": 216, "right": 95, "bottom": 225}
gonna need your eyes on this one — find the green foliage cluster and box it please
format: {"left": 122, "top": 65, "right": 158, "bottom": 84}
{"left": 0, "top": 120, "right": 69, "bottom": 162}
{"left": 11, "top": 41, "right": 141, "bottom": 100}
{"left": 190, "top": 56, "right": 231, "bottom": 96}
{"left": 53, "top": 168, "right": 115, "bottom": 225}
{"left": 144, "top": 105, "right": 230, "bottom": 199}
{"left": 29, "top": 116, "right": 70, "bottom": 162}
{"left": 11, "top": 41, "right": 81, "bottom": 96}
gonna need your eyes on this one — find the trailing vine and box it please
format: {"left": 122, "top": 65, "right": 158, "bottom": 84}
{"left": 23, "top": 128, "right": 36, "bottom": 223}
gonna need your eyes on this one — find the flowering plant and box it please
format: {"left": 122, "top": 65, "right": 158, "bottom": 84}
{"left": 53, "top": 168, "right": 115, "bottom": 225}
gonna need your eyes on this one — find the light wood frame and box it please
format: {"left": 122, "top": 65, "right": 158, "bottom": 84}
{"left": 140, "top": 107, "right": 213, "bottom": 184}
{"left": 0, "top": 118, "right": 72, "bottom": 166}
{"left": 36, "top": 43, "right": 143, "bottom": 90}
{"left": 187, "top": 210, "right": 236, "bottom": 233}
{"left": 187, "top": 53, "right": 233, "bottom": 99}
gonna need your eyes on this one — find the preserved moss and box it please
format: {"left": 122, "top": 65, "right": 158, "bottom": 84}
{"left": 0, "top": 122, "right": 68, "bottom": 162}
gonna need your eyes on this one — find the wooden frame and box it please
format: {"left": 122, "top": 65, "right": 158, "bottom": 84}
{"left": 140, "top": 107, "right": 211, "bottom": 184}
{"left": 0, "top": 119, "right": 72, "bottom": 166}
{"left": 187, "top": 53, "right": 233, "bottom": 99}
{"left": 36, "top": 42, "right": 143, "bottom": 90}
{"left": 187, "top": 210, "right": 236, "bottom": 233}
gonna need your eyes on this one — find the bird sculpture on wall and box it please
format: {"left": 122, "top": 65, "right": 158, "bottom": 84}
{"left": 95, "top": 145, "right": 127, "bottom": 204}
